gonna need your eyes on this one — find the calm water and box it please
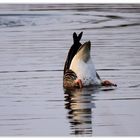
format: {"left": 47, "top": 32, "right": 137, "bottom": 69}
{"left": 0, "top": 4, "right": 140, "bottom": 136}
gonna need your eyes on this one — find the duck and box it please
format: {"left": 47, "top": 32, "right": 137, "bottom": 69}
{"left": 63, "top": 32, "right": 117, "bottom": 89}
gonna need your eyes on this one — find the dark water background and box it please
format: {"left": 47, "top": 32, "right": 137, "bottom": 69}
{"left": 0, "top": 4, "right": 140, "bottom": 136}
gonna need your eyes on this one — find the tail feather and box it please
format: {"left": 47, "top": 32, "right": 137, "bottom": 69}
{"left": 64, "top": 32, "right": 83, "bottom": 74}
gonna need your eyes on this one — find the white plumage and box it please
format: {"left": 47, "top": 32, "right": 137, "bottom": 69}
{"left": 70, "top": 41, "right": 101, "bottom": 86}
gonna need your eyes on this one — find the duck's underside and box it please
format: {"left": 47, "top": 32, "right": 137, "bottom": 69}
{"left": 63, "top": 32, "right": 117, "bottom": 89}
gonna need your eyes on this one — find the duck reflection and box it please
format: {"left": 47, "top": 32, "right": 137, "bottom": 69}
{"left": 64, "top": 87, "right": 98, "bottom": 136}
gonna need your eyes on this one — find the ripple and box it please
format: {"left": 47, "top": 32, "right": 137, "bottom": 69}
{"left": 128, "top": 84, "right": 140, "bottom": 88}
{"left": 0, "top": 69, "right": 62, "bottom": 74}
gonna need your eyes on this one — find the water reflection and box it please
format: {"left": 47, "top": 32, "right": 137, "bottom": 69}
{"left": 64, "top": 87, "right": 98, "bottom": 136}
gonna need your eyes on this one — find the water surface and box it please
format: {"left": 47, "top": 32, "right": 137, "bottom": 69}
{"left": 0, "top": 4, "right": 140, "bottom": 136}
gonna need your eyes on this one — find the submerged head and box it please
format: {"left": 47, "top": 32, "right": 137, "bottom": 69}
{"left": 74, "top": 41, "right": 91, "bottom": 62}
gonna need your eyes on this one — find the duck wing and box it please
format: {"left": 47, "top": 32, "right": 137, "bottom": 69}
{"left": 63, "top": 69, "right": 78, "bottom": 89}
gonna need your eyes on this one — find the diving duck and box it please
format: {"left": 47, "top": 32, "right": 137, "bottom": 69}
{"left": 63, "top": 32, "right": 117, "bottom": 89}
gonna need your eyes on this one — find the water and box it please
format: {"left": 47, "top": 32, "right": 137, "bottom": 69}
{"left": 0, "top": 4, "right": 140, "bottom": 136}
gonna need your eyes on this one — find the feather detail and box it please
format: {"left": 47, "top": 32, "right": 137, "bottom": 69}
{"left": 70, "top": 41, "right": 101, "bottom": 86}
{"left": 63, "top": 69, "right": 80, "bottom": 89}
{"left": 64, "top": 32, "right": 83, "bottom": 74}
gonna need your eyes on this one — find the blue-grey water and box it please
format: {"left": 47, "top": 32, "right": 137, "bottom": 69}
{"left": 0, "top": 4, "right": 140, "bottom": 136}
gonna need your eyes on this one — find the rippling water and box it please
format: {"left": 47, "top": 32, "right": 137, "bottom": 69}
{"left": 0, "top": 4, "right": 140, "bottom": 136}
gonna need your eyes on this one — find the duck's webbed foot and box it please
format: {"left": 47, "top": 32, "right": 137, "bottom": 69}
{"left": 101, "top": 80, "right": 117, "bottom": 87}
{"left": 74, "top": 79, "right": 83, "bottom": 88}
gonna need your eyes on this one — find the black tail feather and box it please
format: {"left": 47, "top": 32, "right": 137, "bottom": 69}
{"left": 64, "top": 32, "right": 83, "bottom": 74}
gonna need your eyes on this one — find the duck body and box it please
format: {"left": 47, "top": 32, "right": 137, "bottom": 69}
{"left": 63, "top": 32, "right": 117, "bottom": 89}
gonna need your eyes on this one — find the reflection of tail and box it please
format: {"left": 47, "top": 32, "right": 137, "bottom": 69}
{"left": 64, "top": 88, "right": 96, "bottom": 136}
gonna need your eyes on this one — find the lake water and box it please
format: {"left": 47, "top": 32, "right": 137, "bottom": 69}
{"left": 0, "top": 4, "right": 140, "bottom": 136}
